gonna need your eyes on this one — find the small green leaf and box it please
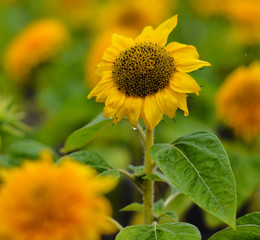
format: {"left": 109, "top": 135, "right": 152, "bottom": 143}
{"left": 143, "top": 173, "right": 165, "bottom": 182}
{"left": 237, "top": 212, "right": 260, "bottom": 226}
{"left": 99, "top": 169, "right": 120, "bottom": 179}
{"left": 159, "top": 211, "right": 178, "bottom": 222}
{"left": 63, "top": 113, "right": 112, "bottom": 153}
{"left": 154, "top": 200, "right": 165, "bottom": 213}
{"left": 6, "top": 139, "right": 55, "bottom": 166}
{"left": 116, "top": 222, "right": 201, "bottom": 240}
{"left": 150, "top": 130, "right": 237, "bottom": 228}
{"left": 59, "top": 150, "right": 113, "bottom": 173}
{"left": 120, "top": 203, "right": 143, "bottom": 212}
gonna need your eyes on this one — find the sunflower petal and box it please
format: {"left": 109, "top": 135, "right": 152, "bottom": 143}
{"left": 143, "top": 95, "right": 163, "bottom": 129}
{"left": 102, "top": 45, "right": 120, "bottom": 62}
{"left": 153, "top": 15, "right": 178, "bottom": 46}
{"left": 175, "top": 57, "right": 211, "bottom": 73}
{"left": 111, "top": 34, "right": 135, "bottom": 51}
{"left": 103, "top": 90, "right": 126, "bottom": 118}
{"left": 155, "top": 87, "right": 178, "bottom": 118}
{"left": 173, "top": 92, "right": 189, "bottom": 116}
{"left": 135, "top": 26, "right": 154, "bottom": 42}
{"left": 169, "top": 72, "right": 201, "bottom": 95}
{"left": 118, "top": 97, "right": 143, "bottom": 126}
{"left": 166, "top": 42, "right": 200, "bottom": 59}
{"left": 88, "top": 76, "right": 114, "bottom": 99}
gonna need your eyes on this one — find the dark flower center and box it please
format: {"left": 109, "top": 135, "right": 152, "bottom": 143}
{"left": 112, "top": 42, "right": 174, "bottom": 97}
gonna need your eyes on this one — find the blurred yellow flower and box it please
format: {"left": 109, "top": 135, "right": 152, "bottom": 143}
{"left": 224, "top": 0, "right": 260, "bottom": 44}
{"left": 0, "top": 153, "right": 118, "bottom": 240}
{"left": 46, "top": 0, "right": 95, "bottom": 28}
{"left": 3, "top": 19, "right": 69, "bottom": 82}
{"left": 97, "top": 0, "right": 176, "bottom": 34}
{"left": 88, "top": 15, "right": 211, "bottom": 129}
{"left": 191, "top": 0, "right": 260, "bottom": 44}
{"left": 216, "top": 61, "right": 260, "bottom": 142}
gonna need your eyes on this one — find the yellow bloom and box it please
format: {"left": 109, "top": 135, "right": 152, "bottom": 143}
{"left": 216, "top": 61, "right": 260, "bottom": 142}
{"left": 224, "top": 0, "right": 260, "bottom": 44}
{"left": 46, "top": 0, "right": 94, "bottom": 28}
{"left": 3, "top": 19, "right": 69, "bottom": 82}
{"left": 88, "top": 15, "right": 211, "bottom": 129}
{"left": 96, "top": 0, "right": 176, "bottom": 34}
{"left": 0, "top": 154, "right": 117, "bottom": 240}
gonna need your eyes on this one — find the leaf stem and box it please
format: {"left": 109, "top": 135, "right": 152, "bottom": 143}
{"left": 117, "top": 168, "right": 143, "bottom": 193}
{"left": 105, "top": 216, "right": 124, "bottom": 231}
{"left": 136, "top": 123, "right": 146, "bottom": 144}
{"left": 143, "top": 127, "right": 154, "bottom": 224}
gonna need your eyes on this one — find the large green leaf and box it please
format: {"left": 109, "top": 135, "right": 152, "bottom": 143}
{"left": 63, "top": 113, "right": 112, "bottom": 153}
{"left": 150, "top": 130, "right": 237, "bottom": 228}
{"left": 116, "top": 222, "right": 201, "bottom": 240}
{"left": 58, "top": 150, "right": 113, "bottom": 173}
{"left": 209, "top": 212, "right": 260, "bottom": 240}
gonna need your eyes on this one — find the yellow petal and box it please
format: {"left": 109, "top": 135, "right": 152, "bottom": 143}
{"left": 135, "top": 26, "right": 154, "bottom": 42}
{"left": 111, "top": 34, "right": 135, "bottom": 51}
{"left": 174, "top": 57, "right": 211, "bottom": 73}
{"left": 103, "top": 90, "right": 126, "bottom": 118}
{"left": 143, "top": 95, "right": 163, "bottom": 129}
{"left": 119, "top": 97, "right": 142, "bottom": 127}
{"left": 102, "top": 45, "right": 120, "bottom": 62}
{"left": 155, "top": 87, "right": 178, "bottom": 118}
{"left": 88, "top": 76, "right": 114, "bottom": 99}
{"left": 169, "top": 72, "right": 201, "bottom": 95}
{"left": 173, "top": 92, "right": 189, "bottom": 116}
{"left": 166, "top": 42, "right": 200, "bottom": 59}
{"left": 153, "top": 15, "right": 178, "bottom": 46}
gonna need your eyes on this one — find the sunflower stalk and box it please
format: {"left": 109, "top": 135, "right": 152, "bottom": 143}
{"left": 143, "top": 127, "right": 154, "bottom": 224}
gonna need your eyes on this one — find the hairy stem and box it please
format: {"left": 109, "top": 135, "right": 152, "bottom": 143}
{"left": 143, "top": 127, "right": 154, "bottom": 224}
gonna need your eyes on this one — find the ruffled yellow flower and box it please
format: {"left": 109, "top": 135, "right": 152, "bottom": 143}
{"left": 224, "top": 0, "right": 260, "bottom": 44}
{"left": 96, "top": 0, "right": 176, "bottom": 34}
{"left": 0, "top": 153, "right": 118, "bottom": 240}
{"left": 3, "top": 19, "right": 69, "bottom": 82}
{"left": 216, "top": 61, "right": 260, "bottom": 142}
{"left": 46, "top": 0, "right": 94, "bottom": 28}
{"left": 88, "top": 15, "right": 211, "bottom": 129}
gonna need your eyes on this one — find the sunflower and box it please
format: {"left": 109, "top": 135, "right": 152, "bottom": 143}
{"left": 0, "top": 152, "right": 118, "bottom": 240}
{"left": 3, "top": 19, "right": 69, "bottom": 82}
{"left": 88, "top": 15, "right": 211, "bottom": 129}
{"left": 216, "top": 61, "right": 260, "bottom": 142}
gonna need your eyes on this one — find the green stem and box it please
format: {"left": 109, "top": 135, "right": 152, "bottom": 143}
{"left": 143, "top": 127, "right": 154, "bottom": 224}
{"left": 136, "top": 123, "right": 146, "bottom": 144}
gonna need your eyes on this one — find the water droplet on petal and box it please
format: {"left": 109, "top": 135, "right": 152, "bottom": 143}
{"left": 184, "top": 113, "right": 187, "bottom": 117}
{"left": 109, "top": 117, "right": 113, "bottom": 119}
{"left": 132, "top": 127, "right": 137, "bottom": 130}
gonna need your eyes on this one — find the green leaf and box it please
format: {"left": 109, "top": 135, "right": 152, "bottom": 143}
{"left": 154, "top": 199, "right": 165, "bottom": 212}
{"left": 99, "top": 169, "right": 120, "bottom": 179}
{"left": 209, "top": 212, "right": 260, "bottom": 239}
{"left": 209, "top": 225, "right": 260, "bottom": 240}
{"left": 116, "top": 222, "right": 201, "bottom": 240}
{"left": 150, "top": 130, "right": 237, "bottom": 228}
{"left": 6, "top": 139, "right": 55, "bottom": 166}
{"left": 237, "top": 212, "right": 260, "bottom": 226}
{"left": 159, "top": 211, "right": 178, "bottom": 222}
{"left": 143, "top": 173, "right": 165, "bottom": 182}
{"left": 120, "top": 203, "right": 143, "bottom": 212}
{"left": 63, "top": 113, "right": 112, "bottom": 153}
{"left": 59, "top": 150, "right": 113, "bottom": 173}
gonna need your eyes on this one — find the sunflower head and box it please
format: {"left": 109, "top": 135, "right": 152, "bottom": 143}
{"left": 88, "top": 15, "right": 211, "bottom": 129}
{"left": 0, "top": 154, "right": 118, "bottom": 240}
{"left": 3, "top": 19, "right": 69, "bottom": 82}
{"left": 216, "top": 61, "right": 260, "bottom": 142}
